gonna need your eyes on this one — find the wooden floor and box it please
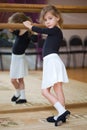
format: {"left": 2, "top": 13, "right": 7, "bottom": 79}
{"left": 31, "top": 67, "right": 87, "bottom": 83}
{"left": 0, "top": 67, "right": 87, "bottom": 130}
{"left": 2, "top": 67, "right": 87, "bottom": 82}
{"left": 67, "top": 67, "right": 87, "bottom": 83}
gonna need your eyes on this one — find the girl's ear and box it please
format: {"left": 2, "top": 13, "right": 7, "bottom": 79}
{"left": 57, "top": 17, "right": 60, "bottom": 21}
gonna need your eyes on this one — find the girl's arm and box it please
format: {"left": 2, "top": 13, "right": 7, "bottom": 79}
{"left": 23, "top": 21, "right": 45, "bottom": 29}
{"left": 23, "top": 21, "right": 58, "bottom": 35}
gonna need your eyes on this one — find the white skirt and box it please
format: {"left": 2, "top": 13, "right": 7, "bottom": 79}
{"left": 41, "top": 53, "right": 69, "bottom": 89}
{"left": 10, "top": 53, "right": 28, "bottom": 78}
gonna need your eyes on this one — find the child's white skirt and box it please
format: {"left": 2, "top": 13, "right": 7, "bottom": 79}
{"left": 10, "top": 53, "right": 28, "bottom": 78}
{"left": 41, "top": 53, "right": 69, "bottom": 89}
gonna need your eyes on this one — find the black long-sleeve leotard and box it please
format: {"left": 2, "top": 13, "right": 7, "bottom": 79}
{"left": 32, "top": 26, "right": 63, "bottom": 57}
{"left": 12, "top": 31, "right": 30, "bottom": 55}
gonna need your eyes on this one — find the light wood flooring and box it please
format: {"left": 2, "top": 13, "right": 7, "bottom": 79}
{"left": 67, "top": 67, "right": 87, "bottom": 83}
{"left": 0, "top": 67, "right": 87, "bottom": 83}
{"left": 0, "top": 67, "right": 87, "bottom": 130}
{"left": 29, "top": 67, "right": 87, "bottom": 83}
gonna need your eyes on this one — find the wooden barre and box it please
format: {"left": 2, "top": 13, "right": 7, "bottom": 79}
{"left": 0, "top": 23, "right": 87, "bottom": 29}
{"left": 0, "top": 3, "right": 87, "bottom": 13}
{"left": 0, "top": 23, "right": 43, "bottom": 29}
{"left": 63, "top": 24, "right": 87, "bottom": 29}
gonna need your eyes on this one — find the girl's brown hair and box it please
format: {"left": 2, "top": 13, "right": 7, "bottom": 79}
{"left": 8, "top": 12, "right": 33, "bottom": 35}
{"left": 8, "top": 12, "right": 32, "bottom": 23}
{"left": 39, "top": 5, "right": 63, "bottom": 28}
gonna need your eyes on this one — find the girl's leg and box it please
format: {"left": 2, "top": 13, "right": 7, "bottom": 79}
{"left": 11, "top": 78, "right": 19, "bottom": 89}
{"left": 42, "top": 87, "right": 70, "bottom": 124}
{"left": 18, "top": 78, "right": 25, "bottom": 99}
{"left": 45, "top": 83, "right": 70, "bottom": 125}
{"left": 41, "top": 87, "right": 58, "bottom": 105}
{"left": 42, "top": 88, "right": 66, "bottom": 116}
{"left": 11, "top": 78, "right": 20, "bottom": 101}
{"left": 53, "top": 82, "right": 65, "bottom": 107}
{"left": 16, "top": 78, "right": 27, "bottom": 104}
{"left": 53, "top": 82, "right": 66, "bottom": 120}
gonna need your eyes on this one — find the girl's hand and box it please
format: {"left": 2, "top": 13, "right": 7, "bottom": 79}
{"left": 23, "top": 21, "right": 32, "bottom": 30}
{"left": 8, "top": 29, "right": 13, "bottom": 32}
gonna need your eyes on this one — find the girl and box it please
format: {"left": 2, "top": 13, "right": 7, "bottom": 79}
{"left": 23, "top": 5, "right": 70, "bottom": 126}
{"left": 8, "top": 12, "right": 32, "bottom": 104}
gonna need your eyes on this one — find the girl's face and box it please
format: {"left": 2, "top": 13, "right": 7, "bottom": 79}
{"left": 43, "top": 12, "right": 59, "bottom": 28}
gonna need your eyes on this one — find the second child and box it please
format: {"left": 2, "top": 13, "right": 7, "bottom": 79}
{"left": 8, "top": 12, "right": 32, "bottom": 104}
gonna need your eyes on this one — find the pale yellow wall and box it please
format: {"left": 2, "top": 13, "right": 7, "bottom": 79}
{"left": 46, "top": 0, "right": 87, "bottom": 42}
{"left": 47, "top": 0, "right": 87, "bottom": 6}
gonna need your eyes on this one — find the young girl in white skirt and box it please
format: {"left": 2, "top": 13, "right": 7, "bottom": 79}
{"left": 23, "top": 5, "right": 70, "bottom": 126}
{"left": 8, "top": 13, "right": 32, "bottom": 104}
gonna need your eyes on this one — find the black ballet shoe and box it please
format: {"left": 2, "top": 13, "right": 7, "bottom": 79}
{"left": 46, "top": 116, "right": 56, "bottom": 123}
{"left": 46, "top": 115, "right": 66, "bottom": 123}
{"left": 55, "top": 115, "right": 66, "bottom": 126}
{"left": 55, "top": 110, "right": 70, "bottom": 126}
{"left": 16, "top": 99, "right": 27, "bottom": 104}
{"left": 46, "top": 110, "right": 70, "bottom": 124}
{"left": 64, "top": 110, "right": 71, "bottom": 119}
{"left": 11, "top": 95, "right": 20, "bottom": 102}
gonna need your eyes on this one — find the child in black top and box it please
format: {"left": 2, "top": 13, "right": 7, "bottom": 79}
{"left": 23, "top": 5, "right": 70, "bottom": 126}
{"left": 8, "top": 12, "right": 32, "bottom": 104}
